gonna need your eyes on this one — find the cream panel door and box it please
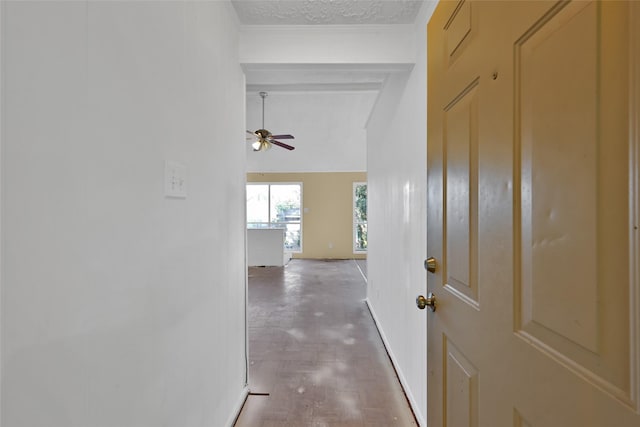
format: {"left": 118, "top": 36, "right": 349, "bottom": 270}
{"left": 426, "top": 1, "right": 640, "bottom": 426}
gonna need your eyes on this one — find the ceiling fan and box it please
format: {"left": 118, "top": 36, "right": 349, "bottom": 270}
{"left": 246, "top": 92, "right": 295, "bottom": 151}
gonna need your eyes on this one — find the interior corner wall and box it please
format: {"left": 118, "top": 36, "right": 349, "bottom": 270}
{"left": 247, "top": 172, "right": 366, "bottom": 259}
{"left": 365, "top": 3, "right": 436, "bottom": 425}
{"left": 1, "top": 2, "right": 247, "bottom": 426}
{"left": 0, "top": 2, "right": 4, "bottom": 422}
{"left": 245, "top": 91, "right": 372, "bottom": 174}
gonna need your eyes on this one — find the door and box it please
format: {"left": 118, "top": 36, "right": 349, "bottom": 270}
{"left": 426, "top": 1, "right": 640, "bottom": 426}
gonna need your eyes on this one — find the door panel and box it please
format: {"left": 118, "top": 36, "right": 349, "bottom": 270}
{"left": 427, "top": 1, "right": 640, "bottom": 425}
{"left": 514, "top": 0, "right": 631, "bottom": 400}
{"left": 518, "top": 0, "right": 599, "bottom": 354}
{"left": 444, "top": 80, "right": 479, "bottom": 305}
{"left": 444, "top": 336, "right": 478, "bottom": 427}
{"left": 445, "top": 0, "right": 473, "bottom": 65}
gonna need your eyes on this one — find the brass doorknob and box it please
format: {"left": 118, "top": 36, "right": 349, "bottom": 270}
{"left": 416, "top": 292, "right": 436, "bottom": 312}
{"left": 424, "top": 257, "right": 437, "bottom": 273}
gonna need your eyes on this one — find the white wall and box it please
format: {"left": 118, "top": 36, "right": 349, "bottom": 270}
{"left": 240, "top": 24, "right": 415, "bottom": 65}
{"left": 246, "top": 91, "right": 374, "bottom": 172}
{"left": 0, "top": 2, "right": 3, "bottom": 422}
{"left": 240, "top": 23, "right": 417, "bottom": 175}
{"left": 1, "top": 2, "right": 247, "bottom": 426}
{"left": 365, "top": 2, "right": 437, "bottom": 425}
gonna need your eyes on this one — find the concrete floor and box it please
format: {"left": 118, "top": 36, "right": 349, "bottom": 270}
{"left": 234, "top": 259, "right": 417, "bottom": 427}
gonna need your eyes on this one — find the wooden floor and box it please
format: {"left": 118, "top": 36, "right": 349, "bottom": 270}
{"left": 235, "top": 259, "right": 417, "bottom": 427}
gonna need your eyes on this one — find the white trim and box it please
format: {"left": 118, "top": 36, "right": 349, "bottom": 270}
{"left": 0, "top": 1, "right": 5, "bottom": 425}
{"left": 246, "top": 82, "right": 382, "bottom": 94}
{"left": 353, "top": 259, "right": 367, "bottom": 284}
{"left": 224, "top": 386, "right": 250, "bottom": 427}
{"left": 242, "top": 63, "right": 414, "bottom": 73}
{"left": 240, "top": 23, "right": 416, "bottom": 32}
{"left": 242, "top": 95, "right": 250, "bottom": 388}
{"left": 365, "top": 298, "right": 426, "bottom": 427}
{"left": 0, "top": 1, "right": 4, "bottom": 422}
{"left": 246, "top": 169, "right": 367, "bottom": 174}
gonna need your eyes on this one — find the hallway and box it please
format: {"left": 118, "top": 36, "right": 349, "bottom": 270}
{"left": 235, "top": 259, "right": 417, "bottom": 426}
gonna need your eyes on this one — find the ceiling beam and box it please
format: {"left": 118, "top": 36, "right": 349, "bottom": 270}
{"left": 239, "top": 24, "right": 416, "bottom": 65}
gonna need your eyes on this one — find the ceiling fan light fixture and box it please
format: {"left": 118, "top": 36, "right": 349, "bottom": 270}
{"left": 252, "top": 140, "right": 271, "bottom": 151}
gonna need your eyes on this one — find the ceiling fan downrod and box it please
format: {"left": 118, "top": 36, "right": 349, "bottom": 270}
{"left": 249, "top": 91, "right": 295, "bottom": 151}
{"left": 260, "top": 91, "right": 267, "bottom": 129}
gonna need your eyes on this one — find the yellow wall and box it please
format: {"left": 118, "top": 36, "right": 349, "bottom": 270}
{"left": 247, "top": 172, "right": 367, "bottom": 259}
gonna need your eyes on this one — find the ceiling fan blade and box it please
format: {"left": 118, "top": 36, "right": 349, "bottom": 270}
{"left": 270, "top": 134, "right": 294, "bottom": 140}
{"left": 270, "top": 140, "right": 295, "bottom": 151}
{"left": 246, "top": 130, "right": 258, "bottom": 141}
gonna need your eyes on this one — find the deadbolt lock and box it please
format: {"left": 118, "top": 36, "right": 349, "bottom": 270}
{"left": 424, "top": 257, "right": 437, "bottom": 273}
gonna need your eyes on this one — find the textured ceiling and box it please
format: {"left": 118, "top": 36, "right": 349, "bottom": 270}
{"left": 232, "top": 0, "right": 423, "bottom": 25}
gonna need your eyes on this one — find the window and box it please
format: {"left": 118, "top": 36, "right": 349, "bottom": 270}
{"left": 247, "top": 183, "right": 302, "bottom": 252}
{"left": 353, "top": 182, "right": 367, "bottom": 253}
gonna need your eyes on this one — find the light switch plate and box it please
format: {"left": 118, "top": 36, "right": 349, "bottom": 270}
{"left": 165, "top": 161, "right": 187, "bottom": 198}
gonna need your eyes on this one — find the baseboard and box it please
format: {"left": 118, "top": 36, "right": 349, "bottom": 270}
{"left": 365, "top": 298, "right": 426, "bottom": 427}
{"left": 353, "top": 259, "right": 367, "bottom": 283}
{"left": 225, "top": 385, "right": 249, "bottom": 427}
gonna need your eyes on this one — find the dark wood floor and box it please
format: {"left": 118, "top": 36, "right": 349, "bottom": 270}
{"left": 235, "top": 259, "right": 417, "bottom": 427}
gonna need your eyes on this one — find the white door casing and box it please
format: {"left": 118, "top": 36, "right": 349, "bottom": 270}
{"left": 426, "top": 1, "right": 640, "bottom": 426}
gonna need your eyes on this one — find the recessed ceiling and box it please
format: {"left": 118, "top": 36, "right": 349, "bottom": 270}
{"left": 232, "top": 0, "right": 424, "bottom": 25}
{"left": 237, "top": 0, "right": 424, "bottom": 172}
{"left": 246, "top": 91, "right": 376, "bottom": 172}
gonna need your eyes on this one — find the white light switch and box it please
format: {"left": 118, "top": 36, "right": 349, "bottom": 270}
{"left": 165, "top": 161, "right": 187, "bottom": 198}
